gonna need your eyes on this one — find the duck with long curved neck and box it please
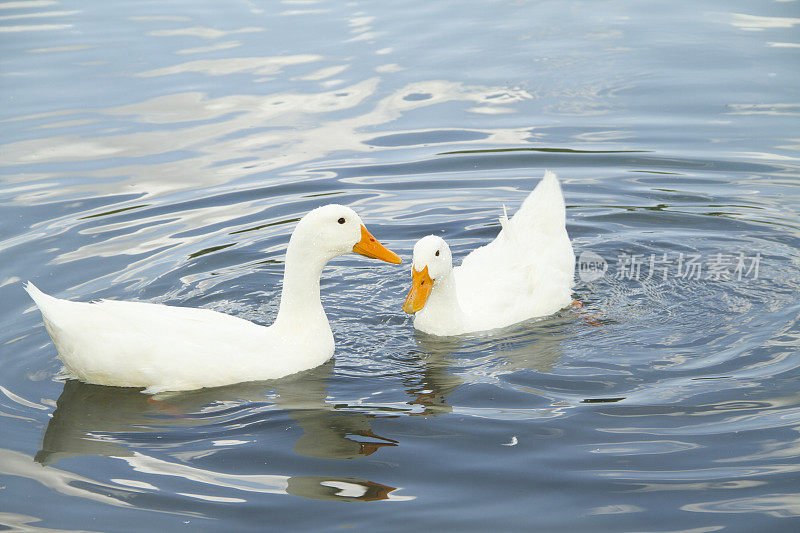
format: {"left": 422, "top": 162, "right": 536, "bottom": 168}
{"left": 26, "top": 204, "right": 401, "bottom": 393}
{"left": 403, "top": 171, "right": 575, "bottom": 336}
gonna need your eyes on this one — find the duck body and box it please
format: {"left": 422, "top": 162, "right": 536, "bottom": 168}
{"left": 25, "top": 285, "right": 334, "bottom": 394}
{"left": 26, "top": 205, "right": 400, "bottom": 393}
{"left": 404, "top": 171, "right": 574, "bottom": 336}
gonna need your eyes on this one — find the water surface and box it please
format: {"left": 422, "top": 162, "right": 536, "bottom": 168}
{"left": 2, "top": 0, "right": 800, "bottom": 530}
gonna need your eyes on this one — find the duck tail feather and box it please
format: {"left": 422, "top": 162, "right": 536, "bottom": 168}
{"left": 499, "top": 203, "right": 516, "bottom": 242}
{"left": 24, "top": 281, "right": 51, "bottom": 307}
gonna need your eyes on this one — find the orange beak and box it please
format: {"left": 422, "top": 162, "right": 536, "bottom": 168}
{"left": 352, "top": 225, "right": 402, "bottom": 264}
{"left": 402, "top": 265, "right": 433, "bottom": 314}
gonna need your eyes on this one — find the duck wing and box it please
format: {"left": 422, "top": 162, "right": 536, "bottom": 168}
{"left": 25, "top": 282, "right": 272, "bottom": 390}
{"left": 454, "top": 171, "right": 575, "bottom": 328}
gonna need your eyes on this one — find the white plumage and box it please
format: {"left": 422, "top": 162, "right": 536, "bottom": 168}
{"left": 404, "top": 171, "right": 575, "bottom": 336}
{"left": 26, "top": 205, "right": 401, "bottom": 393}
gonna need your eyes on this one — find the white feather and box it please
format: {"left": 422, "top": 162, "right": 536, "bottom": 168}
{"left": 410, "top": 171, "right": 574, "bottom": 335}
{"left": 26, "top": 205, "right": 396, "bottom": 393}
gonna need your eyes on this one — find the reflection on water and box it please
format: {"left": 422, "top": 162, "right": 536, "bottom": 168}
{"left": 37, "top": 319, "right": 570, "bottom": 464}
{"left": 403, "top": 318, "right": 569, "bottom": 418}
{"left": 2, "top": 446, "right": 412, "bottom": 507}
{"left": 3, "top": 0, "right": 800, "bottom": 530}
{"left": 0, "top": 448, "right": 138, "bottom": 509}
{"left": 36, "top": 363, "right": 380, "bottom": 463}
{"left": 27, "top": 321, "right": 571, "bottom": 509}
{"left": 31, "top": 363, "right": 412, "bottom": 504}
{"left": 0, "top": 79, "right": 536, "bottom": 194}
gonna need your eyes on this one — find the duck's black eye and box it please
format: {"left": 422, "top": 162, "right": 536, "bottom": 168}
{"left": 435, "top": 250, "right": 440, "bottom": 257}
{"left": 338, "top": 217, "right": 346, "bottom": 224}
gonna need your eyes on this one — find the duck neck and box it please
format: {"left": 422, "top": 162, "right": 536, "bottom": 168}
{"left": 273, "top": 244, "right": 330, "bottom": 330}
{"left": 418, "top": 270, "right": 467, "bottom": 331}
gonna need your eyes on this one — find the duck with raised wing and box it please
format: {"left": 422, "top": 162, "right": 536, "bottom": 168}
{"left": 26, "top": 205, "right": 401, "bottom": 393}
{"left": 403, "top": 171, "right": 574, "bottom": 336}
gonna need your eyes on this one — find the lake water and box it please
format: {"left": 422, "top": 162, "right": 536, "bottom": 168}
{"left": 2, "top": 0, "right": 800, "bottom": 530}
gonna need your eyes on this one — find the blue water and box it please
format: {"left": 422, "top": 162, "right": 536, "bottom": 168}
{"left": 2, "top": 0, "right": 800, "bottom": 530}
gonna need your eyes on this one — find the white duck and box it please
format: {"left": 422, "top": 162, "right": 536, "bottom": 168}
{"left": 403, "top": 171, "right": 574, "bottom": 336}
{"left": 26, "top": 205, "right": 401, "bottom": 393}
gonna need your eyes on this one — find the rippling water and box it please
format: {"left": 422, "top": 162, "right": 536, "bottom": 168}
{"left": 2, "top": 0, "right": 800, "bottom": 530}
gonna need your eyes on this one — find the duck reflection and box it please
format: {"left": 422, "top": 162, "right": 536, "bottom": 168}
{"left": 488, "top": 313, "right": 569, "bottom": 374}
{"left": 34, "top": 361, "right": 404, "bottom": 502}
{"left": 402, "top": 333, "right": 464, "bottom": 417}
{"left": 403, "top": 313, "right": 570, "bottom": 415}
{"left": 286, "top": 476, "right": 400, "bottom": 502}
{"left": 270, "top": 363, "right": 398, "bottom": 459}
{"left": 37, "top": 361, "right": 396, "bottom": 464}
{"left": 2, "top": 446, "right": 412, "bottom": 507}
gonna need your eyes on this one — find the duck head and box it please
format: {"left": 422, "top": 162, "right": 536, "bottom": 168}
{"left": 402, "top": 235, "right": 453, "bottom": 314}
{"left": 291, "top": 205, "right": 401, "bottom": 264}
